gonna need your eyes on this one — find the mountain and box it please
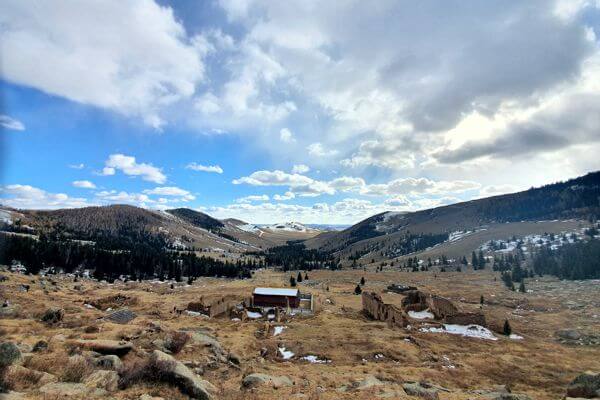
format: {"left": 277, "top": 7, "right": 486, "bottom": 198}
{"left": 305, "top": 171, "right": 600, "bottom": 264}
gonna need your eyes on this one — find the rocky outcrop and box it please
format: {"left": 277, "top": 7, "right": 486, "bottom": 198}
{"left": 83, "top": 370, "right": 119, "bottom": 392}
{"left": 0, "top": 342, "right": 23, "bottom": 367}
{"left": 566, "top": 372, "right": 600, "bottom": 398}
{"left": 402, "top": 382, "right": 440, "bottom": 399}
{"left": 38, "top": 382, "right": 106, "bottom": 398}
{"left": 242, "top": 373, "right": 293, "bottom": 389}
{"left": 150, "top": 350, "right": 216, "bottom": 399}
{"left": 93, "top": 355, "right": 122, "bottom": 370}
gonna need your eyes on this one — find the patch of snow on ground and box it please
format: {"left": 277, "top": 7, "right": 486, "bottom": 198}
{"left": 278, "top": 347, "right": 294, "bottom": 359}
{"left": 509, "top": 334, "right": 524, "bottom": 340}
{"left": 238, "top": 224, "right": 261, "bottom": 233}
{"left": 246, "top": 311, "right": 262, "bottom": 319}
{"left": 185, "top": 310, "right": 208, "bottom": 318}
{"left": 408, "top": 309, "right": 434, "bottom": 319}
{"left": 420, "top": 324, "right": 497, "bottom": 341}
{"left": 301, "top": 355, "right": 331, "bottom": 364}
{"left": 273, "top": 326, "right": 286, "bottom": 336}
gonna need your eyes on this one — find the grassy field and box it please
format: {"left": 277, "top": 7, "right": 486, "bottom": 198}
{"left": 1, "top": 266, "right": 598, "bottom": 399}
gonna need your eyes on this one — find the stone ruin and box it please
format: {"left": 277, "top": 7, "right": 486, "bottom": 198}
{"left": 187, "top": 295, "right": 239, "bottom": 318}
{"left": 361, "top": 292, "right": 408, "bottom": 328}
{"left": 362, "top": 289, "right": 486, "bottom": 328}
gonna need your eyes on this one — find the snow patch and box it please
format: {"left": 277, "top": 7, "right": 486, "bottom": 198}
{"left": 420, "top": 324, "right": 497, "bottom": 341}
{"left": 408, "top": 309, "right": 434, "bottom": 319}
{"left": 273, "top": 326, "right": 286, "bottom": 336}
{"left": 246, "top": 311, "right": 262, "bottom": 319}
{"left": 301, "top": 355, "right": 331, "bottom": 364}
{"left": 278, "top": 347, "right": 294, "bottom": 359}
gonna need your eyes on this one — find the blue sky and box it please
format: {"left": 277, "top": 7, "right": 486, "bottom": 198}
{"left": 1, "top": 0, "right": 600, "bottom": 223}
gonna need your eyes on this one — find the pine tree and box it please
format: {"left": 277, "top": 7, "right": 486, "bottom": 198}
{"left": 503, "top": 319, "right": 512, "bottom": 336}
{"left": 354, "top": 284, "right": 362, "bottom": 295}
{"left": 360, "top": 276, "right": 365, "bottom": 285}
{"left": 519, "top": 281, "right": 526, "bottom": 293}
{"left": 471, "top": 251, "right": 478, "bottom": 269}
{"left": 297, "top": 272, "right": 303, "bottom": 283}
{"left": 290, "top": 276, "right": 296, "bottom": 287}
{"left": 480, "top": 295, "right": 484, "bottom": 305}
{"left": 304, "top": 273, "right": 309, "bottom": 280}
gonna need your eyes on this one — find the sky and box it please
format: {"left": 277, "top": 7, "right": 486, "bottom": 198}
{"left": 1, "top": 0, "right": 600, "bottom": 224}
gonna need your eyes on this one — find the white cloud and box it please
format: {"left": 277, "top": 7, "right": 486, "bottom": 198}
{"left": 361, "top": 177, "right": 481, "bottom": 196}
{"left": 273, "top": 191, "right": 295, "bottom": 201}
{"left": 186, "top": 163, "right": 224, "bottom": 174}
{"left": 72, "top": 180, "right": 96, "bottom": 189}
{"left": 233, "top": 170, "right": 313, "bottom": 186}
{"left": 0, "top": 0, "right": 208, "bottom": 127}
{"left": 143, "top": 186, "right": 195, "bottom": 201}
{"left": 0, "top": 184, "right": 91, "bottom": 209}
{"left": 307, "top": 142, "right": 338, "bottom": 157}
{"left": 291, "top": 164, "right": 309, "bottom": 174}
{"left": 68, "top": 163, "right": 85, "bottom": 170}
{"left": 0, "top": 115, "right": 25, "bottom": 131}
{"left": 235, "top": 194, "right": 269, "bottom": 203}
{"left": 102, "top": 154, "right": 166, "bottom": 184}
{"left": 280, "top": 128, "right": 296, "bottom": 143}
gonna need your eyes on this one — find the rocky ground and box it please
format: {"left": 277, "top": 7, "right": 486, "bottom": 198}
{"left": 0, "top": 267, "right": 599, "bottom": 399}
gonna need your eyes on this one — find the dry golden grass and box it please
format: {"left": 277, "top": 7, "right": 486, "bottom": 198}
{"left": 0, "top": 267, "right": 598, "bottom": 399}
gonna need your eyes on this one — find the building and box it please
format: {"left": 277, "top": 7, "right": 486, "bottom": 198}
{"left": 252, "top": 287, "right": 300, "bottom": 308}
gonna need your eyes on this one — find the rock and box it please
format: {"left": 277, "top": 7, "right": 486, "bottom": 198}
{"left": 139, "top": 395, "right": 164, "bottom": 400}
{"left": 32, "top": 340, "right": 49, "bottom": 352}
{"left": 0, "top": 304, "right": 21, "bottom": 318}
{"left": 482, "top": 394, "right": 532, "bottom": 400}
{"left": 402, "top": 382, "right": 440, "bottom": 400}
{"left": 3, "top": 365, "right": 57, "bottom": 390}
{"left": 150, "top": 350, "right": 216, "bottom": 399}
{"left": 0, "top": 342, "right": 23, "bottom": 367}
{"left": 51, "top": 334, "right": 66, "bottom": 342}
{"left": 355, "top": 375, "right": 384, "bottom": 391}
{"left": 105, "top": 308, "right": 137, "bottom": 324}
{"left": 94, "top": 355, "right": 123, "bottom": 370}
{"left": 74, "top": 339, "right": 133, "bottom": 357}
{"left": 16, "top": 343, "right": 32, "bottom": 353}
{"left": 83, "top": 370, "right": 119, "bottom": 392}
{"left": 228, "top": 352, "right": 241, "bottom": 366}
{"left": 0, "top": 391, "right": 25, "bottom": 399}
{"left": 566, "top": 372, "right": 600, "bottom": 398}
{"left": 38, "top": 382, "right": 105, "bottom": 398}
{"left": 40, "top": 307, "right": 64, "bottom": 324}
{"left": 242, "top": 373, "right": 293, "bottom": 389}
{"left": 556, "top": 329, "right": 582, "bottom": 341}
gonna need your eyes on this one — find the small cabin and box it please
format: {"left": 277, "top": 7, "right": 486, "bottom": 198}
{"left": 252, "top": 287, "right": 300, "bottom": 308}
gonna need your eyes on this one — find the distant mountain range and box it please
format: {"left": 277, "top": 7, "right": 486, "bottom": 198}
{"left": 2, "top": 171, "right": 599, "bottom": 263}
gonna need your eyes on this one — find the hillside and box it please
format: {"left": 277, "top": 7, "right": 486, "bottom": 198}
{"left": 306, "top": 171, "right": 600, "bottom": 263}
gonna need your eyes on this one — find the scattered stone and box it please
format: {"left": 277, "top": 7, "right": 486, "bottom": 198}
{"left": 557, "top": 329, "right": 582, "bottom": 341}
{"left": 402, "top": 382, "right": 440, "bottom": 400}
{"left": 38, "top": 382, "right": 105, "bottom": 398}
{"left": 40, "top": 307, "right": 64, "bottom": 324}
{"left": 566, "top": 372, "right": 600, "bottom": 399}
{"left": 93, "top": 355, "right": 123, "bottom": 370}
{"left": 32, "top": 340, "right": 48, "bottom": 353}
{"left": 482, "top": 393, "right": 532, "bottom": 400}
{"left": 105, "top": 308, "right": 137, "bottom": 324}
{"left": 0, "top": 342, "right": 23, "bottom": 367}
{"left": 228, "top": 352, "right": 241, "bottom": 366}
{"left": 150, "top": 350, "right": 216, "bottom": 399}
{"left": 355, "top": 375, "right": 384, "bottom": 391}
{"left": 74, "top": 339, "right": 133, "bottom": 357}
{"left": 242, "top": 373, "right": 293, "bottom": 389}
{"left": 83, "top": 370, "right": 119, "bottom": 392}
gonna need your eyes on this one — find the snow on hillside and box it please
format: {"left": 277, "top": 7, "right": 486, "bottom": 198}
{"left": 0, "top": 209, "right": 13, "bottom": 224}
{"left": 237, "top": 224, "right": 262, "bottom": 233}
{"left": 262, "top": 222, "right": 315, "bottom": 232}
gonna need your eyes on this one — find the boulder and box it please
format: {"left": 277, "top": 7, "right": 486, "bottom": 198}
{"left": 556, "top": 329, "right": 582, "bottom": 341}
{"left": 38, "top": 382, "right": 105, "bottom": 398}
{"left": 566, "top": 372, "right": 600, "bottom": 398}
{"left": 32, "top": 340, "right": 49, "bottom": 352}
{"left": 74, "top": 339, "right": 133, "bottom": 357}
{"left": 482, "top": 394, "right": 532, "bottom": 400}
{"left": 228, "top": 352, "right": 241, "bottom": 366}
{"left": 94, "top": 355, "right": 123, "bottom": 370}
{"left": 402, "top": 382, "right": 440, "bottom": 400}
{"left": 355, "top": 375, "right": 384, "bottom": 391}
{"left": 0, "top": 342, "right": 23, "bottom": 367}
{"left": 4, "top": 365, "right": 58, "bottom": 388}
{"left": 40, "top": 307, "right": 64, "bottom": 324}
{"left": 0, "top": 392, "right": 25, "bottom": 399}
{"left": 150, "top": 350, "right": 216, "bottom": 399}
{"left": 83, "top": 370, "right": 119, "bottom": 392}
{"left": 242, "top": 373, "right": 293, "bottom": 389}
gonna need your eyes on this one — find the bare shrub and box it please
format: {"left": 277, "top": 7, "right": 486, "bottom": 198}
{"left": 62, "top": 355, "right": 93, "bottom": 383}
{"left": 2, "top": 366, "right": 42, "bottom": 391}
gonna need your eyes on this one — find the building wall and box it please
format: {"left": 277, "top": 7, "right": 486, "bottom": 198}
{"left": 253, "top": 294, "right": 300, "bottom": 308}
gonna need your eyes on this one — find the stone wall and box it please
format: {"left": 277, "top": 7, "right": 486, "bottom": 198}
{"left": 362, "top": 292, "right": 407, "bottom": 328}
